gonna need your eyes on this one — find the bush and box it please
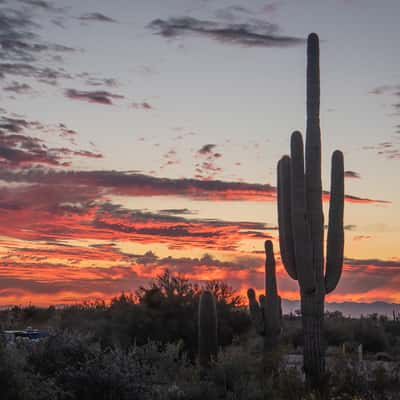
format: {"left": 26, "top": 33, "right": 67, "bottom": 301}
{"left": 354, "top": 319, "right": 389, "bottom": 353}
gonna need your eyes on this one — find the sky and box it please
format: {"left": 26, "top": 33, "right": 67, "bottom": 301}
{"left": 0, "top": 0, "right": 399, "bottom": 307}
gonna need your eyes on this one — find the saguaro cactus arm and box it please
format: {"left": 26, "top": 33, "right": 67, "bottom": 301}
{"left": 247, "top": 240, "right": 281, "bottom": 342}
{"left": 264, "top": 240, "right": 277, "bottom": 296}
{"left": 290, "top": 131, "right": 315, "bottom": 294}
{"left": 325, "top": 150, "right": 344, "bottom": 293}
{"left": 247, "top": 288, "right": 264, "bottom": 335}
{"left": 277, "top": 156, "right": 297, "bottom": 280}
{"left": 264, "top": 240, "right": 281, "bottom": 332}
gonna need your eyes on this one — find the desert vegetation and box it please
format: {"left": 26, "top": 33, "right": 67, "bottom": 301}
{"left": 0, "top": 272, "right": 399, "bottom": 400}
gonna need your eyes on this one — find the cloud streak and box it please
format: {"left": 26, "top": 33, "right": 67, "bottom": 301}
{"left": 344, "top": 170, "right": 361, "bottom": 179}
{"left": 0, "top": 5, "right": 75, "bottom": 84}
{"left": 0, "top": 112, "right": 103, "bottom": 167}
{"left": 0, "top": 167, "right": 389, "bottom": 204}
{"left": 79, "top": 13, "right": 117, "bottom": 23}
{"left": 65, "top": 89, "right": 124, "bottom": 105}
{"left": 148, "top": 17, "right": 304, "bottom": 48}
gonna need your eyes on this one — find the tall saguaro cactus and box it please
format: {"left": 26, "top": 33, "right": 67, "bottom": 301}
{"left": 277, "top": 33, "right": 344, "bottom": 387}
{"left": 247, "top": 240, "right": 282, "bottom": 353}
{"left": 198, "top": 290, "right": 218, "bottom": 368}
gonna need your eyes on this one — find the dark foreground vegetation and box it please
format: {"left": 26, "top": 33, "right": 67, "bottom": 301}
{"left": 1, "top": 271, "right": 399, "bottom": 400}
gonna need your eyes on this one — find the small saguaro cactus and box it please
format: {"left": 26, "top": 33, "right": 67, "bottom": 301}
{"left": 247, "top": 240, "right": 282, "bottom": 353}
{"left": 277, "top": 33, "right": 344, "bottom": 387}
{"left": 198, "top": 290, "right": 218, "bottom": 368}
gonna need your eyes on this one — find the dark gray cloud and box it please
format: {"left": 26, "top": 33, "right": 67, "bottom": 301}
{"left": 3, "top": 81, "right": 32, "bottom": 94}
{"left": 323, "top": 191, "right": 390, "bottom": 205}
{"left": 0, "top": 3, "right": 80, "bottom": 86}
{"left": 131, "top": 101, "right": 152, "bottom": 110}
{"left": 65, "top": 89, "right": 124, "bottom": 105}
{"left": 132, "top": 250, "right": 262, "bottom": 275}
{"left": 0, "top": 7, "right": 41, "bottom": 62}
{"left": 74, "top": 72, "right": 120, "bottom": 88}
{"left": 148, "top": 17, "right": 304, "bottom": 48}
{"left": 362, "top": 141, "right": 400, "bottom": 161}
{"left": 344, "top": 170, "right": 361, "bottom": 179}
{"left": 352, "top": 235, "right": 371, "bottom": 241}
{"left": 0, "top": 167, "right": 389, "bottom": 204}
{"left": 0, "top": 7, "right": 75, "bottom": 63}
{"left": 195, "top": 144, "right": 222, "bottom": 179}
{"left": 370, "top": 85, "right": 400, "bottom": 95}
{"left": 158, "top": 208, "right": 197, "bottom": 215}
{"left": 344, "top": 257, "right": 400, "bottom": 268}
{"left": 369, "top": 84, "right": 400, "bottom": 146}
{"left": 198, "top": 144, "right": 216, "bottom": 155}
{"left": 79, "top": 12, "right": 117, "bottom": 23}
{"left": 86, "top": 77, "right": 118, "bottom": 87}
{"left": 0, "top": 63, "right": 72, "bottom": 84}
{"left": 16, "top": 0, "right": 54, "bottom": 9}
{"left": 0, "top": 112, "right": 103, "bottom": 167}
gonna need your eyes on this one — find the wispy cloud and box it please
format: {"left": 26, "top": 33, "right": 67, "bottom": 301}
{"left": 65, "top": 89, "right": 124, "bottom": 105}
{"left": 344, "top": 170, "right": 361, "bottom": 179}
{"left": 363, "top": 141, "right": 400, "bottom": 161}
{"left": 344, "top": 257, "right": 400, "bottom": 268}
{"left": 79, "top": 12, "right": 118, "bottom": 24}
{"left": 0, "top": 111, "right": 103, "bottom": 167}
{"left": 131, "top": 101, "right": 152, "bottom": 110}
{"left": 0, "top": 63, "right": 72, "bottom": 84}
{"left": 148, "top": 17, "right": 304, "bottom": 48}
{"left": 3, "top": 81, "right": 32, "bottom": 94}
{"left": 16, "top": 0, "right": 55, "bottom": 10}
{"left": 197, "top": 144, "right": 216, "bottom": 155}
{"left": 0, "top": 5, "right": 75, "bottom": 84}
{"left": 195, "top": 144, "right": 222, "bottom": 180}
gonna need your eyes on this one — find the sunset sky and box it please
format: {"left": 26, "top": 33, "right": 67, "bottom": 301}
{"left": 0, "top": 0, "right": 399, "bottom": 307}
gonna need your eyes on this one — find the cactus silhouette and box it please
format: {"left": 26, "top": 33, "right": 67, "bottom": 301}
{"left": 198, "top": 290, "right": 218, "bottom": 368}
{"left": 277, "top": 33, "right": 344, "bottom": 387}
{"left": 247, "top": 240, "right": 282, "bottom": 353}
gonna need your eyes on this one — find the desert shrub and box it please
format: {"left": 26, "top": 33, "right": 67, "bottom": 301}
{"left": 27, "top": 331, "right": 100, "bottom": 377}
{"left": 274, "top": 367, "right": 305, "bottom": 400}
{"left": 0, "top": 339, "right": 31, "bottom": 399}
{"left": 0, "top": 338, "right": 68, "bottom": 400}
{"left": 58, "top": 348, "right": 150, "bottom": 400}
{"left": 211, "top": 344, "right": 267, "bottom": 399}
{"left": 324, "top": 315, "right": 354, "bottom": 347}
{"left": 354, "top": 319, "right": 389, "bottom": 353}
{"left": 60, "top": 340, "right": 190, "bottom": 400}
{"left": 136, "top": 272, "right": 251, "bottom": 357}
